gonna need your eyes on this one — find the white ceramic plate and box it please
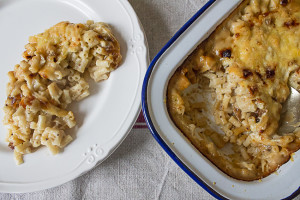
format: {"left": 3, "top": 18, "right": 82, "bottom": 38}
{"left": 142, "top": 0, "right": 300, "bottom": 199}
{"left": 0, "top": 0, "right": 148, "bottom": 193}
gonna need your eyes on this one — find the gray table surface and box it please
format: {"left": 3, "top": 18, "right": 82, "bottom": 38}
{"left": 1, "top": 0, "right": 299, "bottom": 199}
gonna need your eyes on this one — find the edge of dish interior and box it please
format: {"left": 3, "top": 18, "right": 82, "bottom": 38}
{"left": 144, "top": 0, "right": 300, "bottom": 199}
{"left": 0, "top": 0, "right": 148, "bottom": 193}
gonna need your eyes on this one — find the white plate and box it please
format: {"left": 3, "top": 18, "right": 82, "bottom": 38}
{"left": 142, "top": 0, "right": 300, "bottom": 199}
{"left": 0, "top": 0, "right": 148, "bottom": 193}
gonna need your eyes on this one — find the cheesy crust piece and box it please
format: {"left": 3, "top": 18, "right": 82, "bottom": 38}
{"left": 3, "top": 21, "right": 122, "bottom": 164}
{"left": 167, "top": 0, "right": 300, "bottom": 180}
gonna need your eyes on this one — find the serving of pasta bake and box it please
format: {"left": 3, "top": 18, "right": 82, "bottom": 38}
{"left": 167, "top": 0, "right": 300, "bottom": 180}
{"left": 3, "top": 21, "right": 122, "bottom": 165}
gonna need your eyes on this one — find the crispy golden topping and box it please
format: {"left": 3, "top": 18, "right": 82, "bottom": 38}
{"left": 167, "top": 0, "right": 300, "bottom": 180}
{"left": 3, "top": 21, "right": 122, "bottom": 164}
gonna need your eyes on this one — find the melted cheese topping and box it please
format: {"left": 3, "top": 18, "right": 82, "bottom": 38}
{"left": 3, "top": 21, "right": 122, "bottom": 164}
{"left": 167, "top": 0, "right": 300, "bottom": 180}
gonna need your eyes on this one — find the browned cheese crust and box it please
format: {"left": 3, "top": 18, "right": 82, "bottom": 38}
{"left": 3, "top": 21, "right": 122, "bottom": 164}
{"left": 167, "top": 0, "right": 300, "bottom": 181}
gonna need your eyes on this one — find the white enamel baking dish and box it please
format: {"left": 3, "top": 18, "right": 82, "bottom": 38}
{"left": 141, "top": 0, "right": 300, "bottom": 199}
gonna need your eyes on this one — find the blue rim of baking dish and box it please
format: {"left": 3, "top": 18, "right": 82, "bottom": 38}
{"left": 141, "top": 0, "right": 300, "bottom": 199}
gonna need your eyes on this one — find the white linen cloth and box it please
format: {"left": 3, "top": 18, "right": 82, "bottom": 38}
{"left": 1, "top": 0, "right": 299, "bottom": 199}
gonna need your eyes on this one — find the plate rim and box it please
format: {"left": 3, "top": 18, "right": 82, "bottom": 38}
{"left": 141, "top": 0, "right": 300, "bottom": 200}
{"left": 0, "top": 0, "right": 149, "bottom": 193}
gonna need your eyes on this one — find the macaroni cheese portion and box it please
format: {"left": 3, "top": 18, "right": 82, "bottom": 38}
{"left": 167, "top": 0, "right": 300, "bottom": 180}
{"left": 3, "top": 21, "right": 122, "bottom": 164}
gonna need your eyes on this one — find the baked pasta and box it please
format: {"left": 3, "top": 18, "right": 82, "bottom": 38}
{"left": 167, "top": 0, "right": 300, "bottom": 180}
{"left": 3, "top": 21, "right": 122, "bottom": 165}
